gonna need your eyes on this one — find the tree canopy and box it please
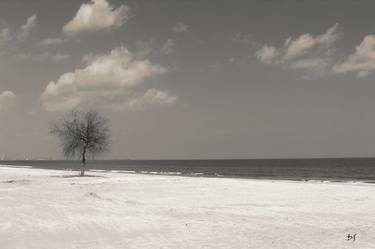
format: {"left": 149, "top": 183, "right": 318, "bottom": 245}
{"left": 50, "top": 109, "right": 110, "bottom": 175}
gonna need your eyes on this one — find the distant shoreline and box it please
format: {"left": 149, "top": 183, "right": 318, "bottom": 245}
{"left": 2, "top": 158, "right": 375, "bottom": 183}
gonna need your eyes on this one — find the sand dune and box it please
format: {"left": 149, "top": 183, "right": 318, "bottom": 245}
{"left": 0, "top": 166, "right": 374, "bottom": 249}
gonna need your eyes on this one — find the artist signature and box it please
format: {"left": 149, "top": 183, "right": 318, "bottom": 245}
{"left": 346, "top": 233, "right": 357, "bottom": 242}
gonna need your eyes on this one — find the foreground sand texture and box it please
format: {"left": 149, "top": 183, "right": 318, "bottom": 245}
{"left": 0, "top": 166, "right": 374, "bottom": 249}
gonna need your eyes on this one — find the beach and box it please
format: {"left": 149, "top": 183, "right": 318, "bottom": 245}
{"left": 0, "top": 165, "right": 374, "bottom": 249}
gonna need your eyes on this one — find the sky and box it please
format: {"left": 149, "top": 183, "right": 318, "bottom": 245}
{"left": 1, "top": 0, "right": 375, "bottom": 159}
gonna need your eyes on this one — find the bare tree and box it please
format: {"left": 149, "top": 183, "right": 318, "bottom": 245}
{"left": 50, "top": 109, "right": 110, "bottom": 176}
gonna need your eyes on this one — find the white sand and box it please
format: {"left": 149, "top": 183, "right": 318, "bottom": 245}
{"left": 0, "top": 166, "right": 374, "bottom": 249}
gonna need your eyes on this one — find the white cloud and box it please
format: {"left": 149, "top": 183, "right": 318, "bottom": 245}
{"left": 283, "top": 24, "right": 339, "bottom": 60}
{"left": 63, "top": 0, "right": 129, "bottom": 35}
{"left": 289, "top": 58, "right": 331, "bottom": 75}
{"left": 41, "top": 47, "right": 176, "bottom": 111}
{"left": 255, "top": 45, "right": 278, "bottom": 64}
{"left": 0, "top": 90, "right": 15, "bottom": 112}
{"left": 18, "top": 14, "right": 37, "bottom": 41}
{"left": 21, "top": 14, "right": 37, "bottom": 33}
{"left": 172, "top": 22, "right": 189, "bottom": 33}
{"left": 161, "top": 38, "right": 175, "bottom": 55}
{"left": 255, "top": 24, "right": 340, "bottom": 76}
{"left": 333, "top": 35, "right": 375, "bottom": 78}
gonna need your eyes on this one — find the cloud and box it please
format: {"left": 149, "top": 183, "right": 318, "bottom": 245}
{"left": 255, "top": 24, "right": 340, "bottom": 76}
{"left": 333, "top": 35, "right": 375, "bottom": 78}
{"left": 255, "top": 45, "right": 278, "bottom": 64}
{"left": 63, "top": 0, "right": 129, "bottom": 35}
{"left": 283, "top": 24, "right": 339, "bottom": 61}
{"left": 172, "top": 22, "right": 189, "bottom": 33}
{"left": 41, "top": 47, "right": 176, "bottom": 111}
{"left": 161, "top": 38, "right": 175, "bottom": 55}
{"left": 289, "top": 58, "right": 331, "bottom": 75}
{"left": 110, "top": 88, "right": 177, "bottom": 111}
{"left": 0, "top": 90, "right": 15, "bottom": 112}
{"left": 0, "top": 15, "right": 37, "bottom": 56}
{"left": 17, "top": 14, "right": 37, "bottom": 41}
{"left": 21, "top": 14, "right": 37, "bottom": 33}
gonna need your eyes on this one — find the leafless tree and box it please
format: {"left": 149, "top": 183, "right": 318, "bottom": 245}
{"left": 50, "top": 109, "right": 110, "bottom": 176}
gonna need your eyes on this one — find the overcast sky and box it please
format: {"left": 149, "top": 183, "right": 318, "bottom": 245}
{"left": 1, "top": 0, "right": 375, "bottom": 159}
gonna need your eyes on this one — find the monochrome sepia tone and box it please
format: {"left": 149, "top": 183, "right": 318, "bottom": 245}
{"left": 1, "top": 0, "right": 375, "bottom": 248}
{"left": 50, "top": 109, "right": 110, "bottom": 176}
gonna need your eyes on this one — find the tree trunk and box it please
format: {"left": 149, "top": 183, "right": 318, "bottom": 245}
{"left": 81, "top": 149, "right": 86, "bottom": 176}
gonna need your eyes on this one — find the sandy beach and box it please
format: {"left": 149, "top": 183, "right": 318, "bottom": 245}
{"left": 0, "top": 165, "right": 374, "bottom": 249}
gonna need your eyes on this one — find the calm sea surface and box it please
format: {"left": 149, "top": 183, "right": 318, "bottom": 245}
{"left": 2, "top": 158, "right": 375, "bottom": 181}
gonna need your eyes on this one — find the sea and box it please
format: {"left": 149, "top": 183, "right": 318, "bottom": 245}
{"left": 2, "top": 158, "right": 375, "bottom": 182}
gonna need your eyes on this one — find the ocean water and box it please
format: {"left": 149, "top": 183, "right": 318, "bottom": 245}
{"left": 2, "top": 158, "right": 375, "bottom": 181}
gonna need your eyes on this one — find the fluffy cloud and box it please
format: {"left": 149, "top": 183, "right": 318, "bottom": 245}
{"left": 41, "top": 47, "right": 177, "bottom": 111}
{"left": 255, "top": 24, "right": 340, "bottom": 76}
{"left": 0, "top": 90, "right": 15, "bottom": 112}
{"left": 63, "top": 0, "right": 129, "bottom": 35}
{"left": 333, "top": 35, "right": 375, "bottom": 78}
{"left": 172, "top": 22, "right": 189, "bottom": 33}
{"left": 255, "top": 45, "right": 278, "bottom": 64}
{"left": 283, "top": 24, "right": 339, "bottom": 60}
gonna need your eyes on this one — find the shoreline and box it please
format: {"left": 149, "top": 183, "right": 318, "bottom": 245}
{"left": 3, "top": 158, "right": 375, "bottom": 183}
{"left": 1, "top": 164, "right": 375, "bottom": 185}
